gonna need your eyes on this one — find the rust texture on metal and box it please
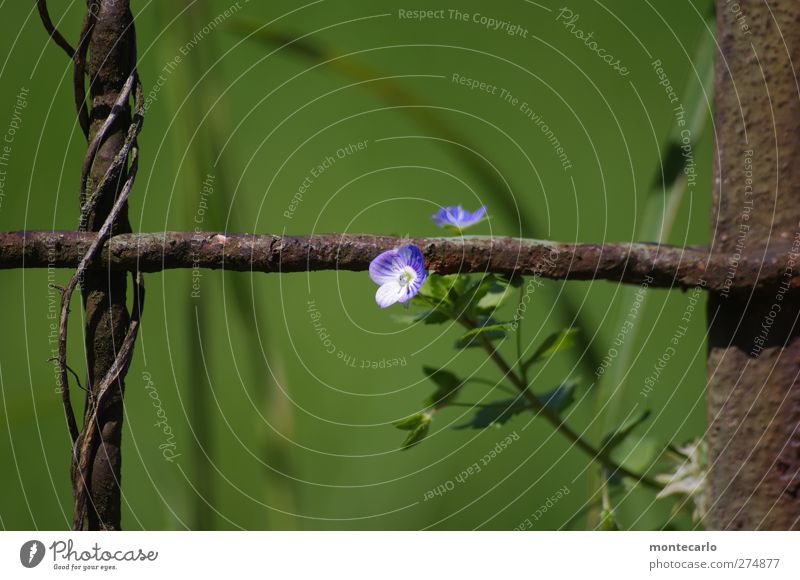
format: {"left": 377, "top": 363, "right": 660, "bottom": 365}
{"left": 706, "top": 0, "right": 800, "bottom": 530}
{"left": 2, "top": 230, "right": 797, "bottom": 293}
{"left": 78, "top": 0, "right": 134, "bottom": 531}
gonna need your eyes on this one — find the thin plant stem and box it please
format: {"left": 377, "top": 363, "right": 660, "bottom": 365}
{"left": 464, "top": 377, "right": 517, "bottom": 396}
{"left": 460, "top": 315, "right": 660, "bottom": 490}
{"left": 515, "top": 282, "right": 528, "bottom": 386}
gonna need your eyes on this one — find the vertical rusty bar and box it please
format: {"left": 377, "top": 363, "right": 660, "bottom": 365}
{"left": 79, "top": 0, "right": 134, "bottom": 530}
{"left": 707, "top": 0, "right": 800, "bottom": 529}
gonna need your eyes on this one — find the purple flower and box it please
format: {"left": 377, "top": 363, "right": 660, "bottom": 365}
{"left": 369, "top": 244, "right": 427, "bottom": 308}
{"left": 432, "top": 205, "right": 487, "bottom": 232}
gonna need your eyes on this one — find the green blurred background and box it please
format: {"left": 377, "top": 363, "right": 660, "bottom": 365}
{"left": 0, "top": 0, "right": 713, "bottom": 530}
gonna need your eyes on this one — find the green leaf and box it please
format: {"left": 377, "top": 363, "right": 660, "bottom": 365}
{"left": 417, "top": 273, "right": 459, "bottom": 303}
{"left": 422, "top": 366, "right": 463, "bottom": 408}
{"left": 393, "top": 412, "right": 429, "bottom": 431}
{"left": 507, "top": 274, "right": 524, "bottom": 288}
{"left": 455, "top": 397, "right": 529, "bottom": 429}
{"left": 522, "top": 328, "right": 579, "bottom": 370}
{"left": 395, "top": 413, "right": 432, "bottom": 450}
{"left": 410, "top": 295, "right": 433, "bottom": 309}
{"left": 601, "top": 410, "right": 652, "bottom": 453}
{"left": 455, "top": 316, "right": 508, "bottom": 348}
{"left": 537, "top": 380, "right": 579, "bottom": 415}
{"left": 462, "top": 274, "right": 496, "bottom": 302}
{"left": 476, "top": 287, "right": 513, "bottom": 311}
{"left": 457, "top": 274, "right": 515, "bottom": 314}
{"left": 455, "top": 329, "right": 507, "bottom": 348}
{"left": 475, "top": 278, "right": 515, "bottom": 311}
{"left": 400, "top": 423, "right": 430, "bottom": 449}
{"left": 599, "top": 507, "right": 620, "bottom": 531}
{"left": 456, "top": 323, "right": 510, "bottom": 345}
{"left": 391, "top": 309, "right": 449, "bottom": 325}
{"left": 412, "top": 273, "right": 475, "bottom": 322}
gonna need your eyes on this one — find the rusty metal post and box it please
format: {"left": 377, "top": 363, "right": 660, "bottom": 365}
{"left": 707, "top": 0, "right": 800, "bottom": 529}
{"left": 79, "top": 0, "right": 134, "bottom": 530}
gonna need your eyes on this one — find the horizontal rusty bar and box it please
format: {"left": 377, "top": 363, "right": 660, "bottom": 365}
{"left": 0, "top": 230, "right": 796, "bottom": 292}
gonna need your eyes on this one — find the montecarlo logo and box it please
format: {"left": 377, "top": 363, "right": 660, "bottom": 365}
{"left": 20, "top": 540, "right": 46, "bottom": 568}
{"left": 40, "top": 540, "right": 159, "bottom": 570}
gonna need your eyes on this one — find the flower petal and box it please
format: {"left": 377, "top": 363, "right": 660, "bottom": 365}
{"left": 376, "top": 281, "right": 403, "bottom": 308}
{"left": 468, "top": 206, "right": 487, "bottom": 224}
{"left": 369, "top": 249, "right": 401, "bottom": 284}
{"left": 397, "top": 244, "right": 424, "bottom": 273}
{"left": 400, "top": 277, "right": 424, "bottom": 303}
{"left": 431, "top": 208, "right": 449, "bottom": 227}
{"left": 369, "top": 244, "right": 427, "bottom": 308}
{"left": 431, "top": 204, "right": 487, "bottom": 230}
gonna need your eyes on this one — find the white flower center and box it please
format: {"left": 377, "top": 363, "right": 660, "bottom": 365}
{"left": 397, "top": 266, "right": 417, "bottom": 287}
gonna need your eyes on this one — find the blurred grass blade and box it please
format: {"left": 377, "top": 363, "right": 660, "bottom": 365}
{"left": 586, "top": 17, "right": 714, "bottom": 528}
{"left": 158, "top": 2, "right": 297, "bottom": 530}
{"left": 521, "top": 328, "right": 579, "bottom": 373}
{"left": 596, "top": 18, "right": 714, "bottom": 434}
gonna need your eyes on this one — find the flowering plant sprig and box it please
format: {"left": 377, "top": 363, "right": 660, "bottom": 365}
{"left": 366, "top": 204, "right": 682, "bottom": 522}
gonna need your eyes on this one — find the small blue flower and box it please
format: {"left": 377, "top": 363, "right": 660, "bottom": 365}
{"left": 432, "top": 205, "right": 487, "bottom": 232}
{"left": 369, "top": 244, "right": 427, "bottom": 308}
